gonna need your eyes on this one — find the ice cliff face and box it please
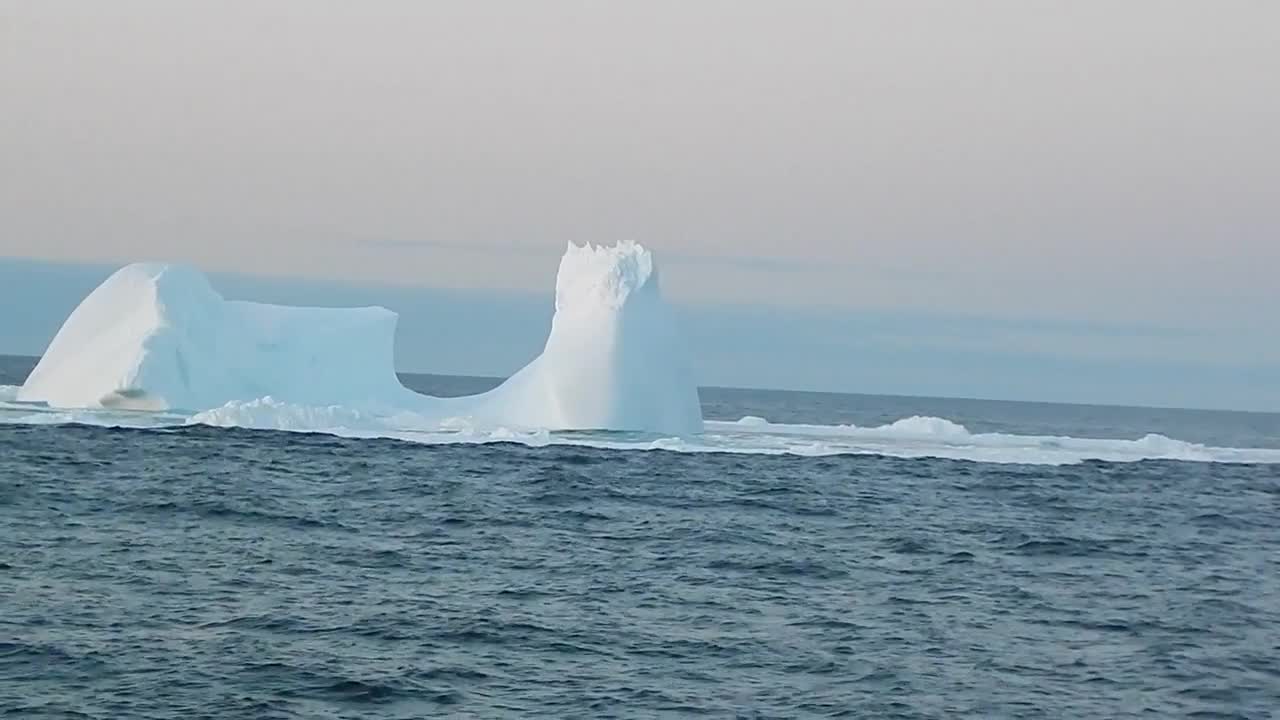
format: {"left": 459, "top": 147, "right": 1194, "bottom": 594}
{"left": 18, "top": 263, "right": 407, "bottom": 412}
{"left": 459, "top": 241, "right": 703, "bottom": 435}
{"left": 19, "top": 242, "right": 703, "bottom": 434}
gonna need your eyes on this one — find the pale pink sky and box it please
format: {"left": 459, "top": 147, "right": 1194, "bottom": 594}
{"left": 3, "top": 1, "right": 1277, "bottom": 328}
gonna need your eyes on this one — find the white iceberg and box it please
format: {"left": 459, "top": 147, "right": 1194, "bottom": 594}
{"left": 18, "top": 241, "right": 704, "bottom": 434}
{"left": 456, "top": 241, "right": 702, "bottom": 434}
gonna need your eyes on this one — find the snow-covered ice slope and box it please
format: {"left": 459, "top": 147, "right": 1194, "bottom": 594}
{"left": 18, "top": 263, "right": 410, "bottom": 412}
{"left": 18, "top": 242, "right": 704, "bottom": 434}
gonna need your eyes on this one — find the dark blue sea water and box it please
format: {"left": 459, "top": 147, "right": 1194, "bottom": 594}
{"left": 2, "top": 355, "right": 1278, "bottom": 718}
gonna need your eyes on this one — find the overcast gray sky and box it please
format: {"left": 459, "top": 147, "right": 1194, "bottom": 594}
{"left": 2, "top": 2, "right": 1279, "bottom": 407}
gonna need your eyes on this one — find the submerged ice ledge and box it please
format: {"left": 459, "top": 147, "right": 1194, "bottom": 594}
{"left": 17, "top": 241, "right": 704, "bottom": 435}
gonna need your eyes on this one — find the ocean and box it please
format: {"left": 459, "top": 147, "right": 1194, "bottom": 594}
{"left": 2, "top": 353, "right": 1277, "bottom": 718}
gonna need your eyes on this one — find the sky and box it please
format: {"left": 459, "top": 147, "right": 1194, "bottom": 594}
{"left": 2, "top": 2, "right": 1278, "bottom": 410}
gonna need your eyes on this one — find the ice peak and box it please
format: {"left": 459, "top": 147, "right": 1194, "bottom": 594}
{"left": 556, "top": 240, "right": 657, "bottom": 312}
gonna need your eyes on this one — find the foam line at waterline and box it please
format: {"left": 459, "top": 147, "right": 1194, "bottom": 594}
{"left": 702, "top": 416, "right": 1280, "bottom": 465}
{"left": 5, "top": 398, "right": 1275, "bottom": 466}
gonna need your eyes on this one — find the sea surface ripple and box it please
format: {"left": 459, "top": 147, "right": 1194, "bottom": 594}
{"left": 3, "top": 416, "right": 1279, "bottom": 718}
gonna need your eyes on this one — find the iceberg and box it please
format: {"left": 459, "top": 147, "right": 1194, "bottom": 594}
{"left": 19, "top": 263, "right": 408, "bottom": 412}
{"left": 18, "top": 241, "right": 703, "bottom": 434}
{"left": 454, "top": 241, "right": 702, "bottom": 434}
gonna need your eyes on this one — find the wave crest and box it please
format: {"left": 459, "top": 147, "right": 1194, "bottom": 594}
{"left": 707, "top": 415, "right": 1252, "bottom": 465}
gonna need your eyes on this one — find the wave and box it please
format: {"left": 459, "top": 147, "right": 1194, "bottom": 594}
{"left": 702, "top": 416, "right": 1280, "bottom": 465}
{"left": 4, "top": 393, "right": 1277, "bottom": 466}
